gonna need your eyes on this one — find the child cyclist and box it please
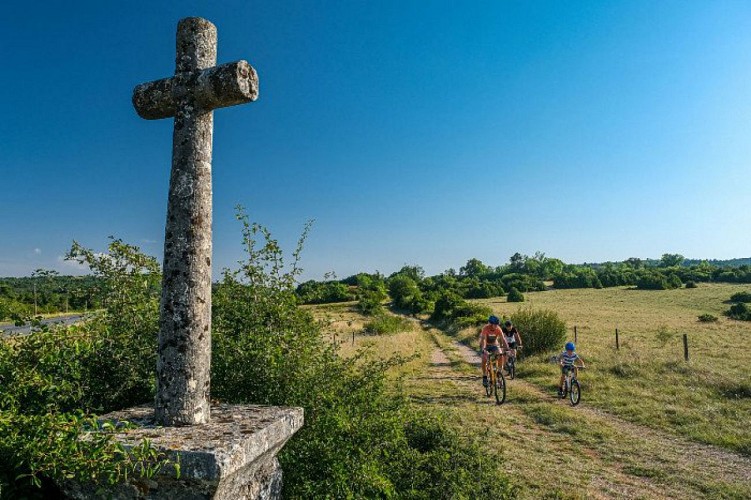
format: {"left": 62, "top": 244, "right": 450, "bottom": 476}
{"left": 558, "top": 341, "right": 585, "bottom": 396}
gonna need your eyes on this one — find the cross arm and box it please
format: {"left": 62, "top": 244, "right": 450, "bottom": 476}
{"left": 133, "top": 60, "right": 259, "bottom": 120}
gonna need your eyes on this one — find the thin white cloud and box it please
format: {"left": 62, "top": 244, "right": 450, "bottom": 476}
{"left": 34, "top": 248, "right": 41, "bottom": 255}
{"left": 57, "top": 255, "right": 89, "bottom": 272}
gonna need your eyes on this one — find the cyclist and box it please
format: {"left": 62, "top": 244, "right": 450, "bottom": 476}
{"left": 501, "top": 319, "right": 523, "bottom": 371}
{"left": 558, "top": 341, "right": 585, "bottom": 396}
{"left": 479, "top": 315, "right": 510, "bottom": 387}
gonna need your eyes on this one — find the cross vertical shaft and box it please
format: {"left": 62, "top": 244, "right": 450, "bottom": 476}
{"left": 156, "top": 18, "right": 216, "bottom": 425}
{"left": 133, "top": 16, "right": 258, "bottom": 427}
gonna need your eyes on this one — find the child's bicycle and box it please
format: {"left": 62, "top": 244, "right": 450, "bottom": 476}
{"left": 504, "top": 346, "right": 522, "bottom": 380}
{"left": 483, "top": 349, "right": 506, "bottom": 405}
{"left": 559, "top": 365, "right": 584, "bottom": 406}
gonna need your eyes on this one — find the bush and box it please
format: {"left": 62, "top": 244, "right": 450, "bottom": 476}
{"left": 296, "top": 280, "right": 353, "bottom": 304}
{"left": 635, "top": 271, "right": 682, "bottom": 290}
{"left": 698, "top": 313, "right": 718, "bottom": 323}
{"left": 388, "top": 275, "right": 429, "bottom": 315}
{"left": 507, "top": 287, "right": 525, "bottom": 302}
{"left": 464, "top": 279, "right": 504, "bottom": 299}
{"left": 510, "top": 308, "right": 566, "bottom": 356}
{"left": 667, "top": 274, "right": 683, "bottom": 289}
{"left": 356, "top": 287, "right": 387, "bottom": 316}
{"left": 430, "top": 292, "right": 491, "bottom": 327}
{"left": 0, "top": 239, "right": 172, "bottom": 495}
{"left": 730, "top": 291, "right": 751, "bottom": 303}
{"left": 726, "top": 302, "right": 751, "bottom": 321}
{"left": 363, "top": 314, "right": 412, "bottom": 335}
{"left": 553, "top": 268, "right": 602, "bottom": 289}
{"left": 685, "top": 280, "right": 698, "bottom": 289}
{"left": 391, "top": 411, "right": 515, "bottom": 499}
{"left": 501, "top": 273, "right": 546, "bottom": 292}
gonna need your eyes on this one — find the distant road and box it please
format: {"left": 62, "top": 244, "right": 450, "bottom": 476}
{"left": 1, "top": 314, "right": 85, "bottom": 337}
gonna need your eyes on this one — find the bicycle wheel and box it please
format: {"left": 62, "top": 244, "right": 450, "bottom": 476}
{"left": 508, "top": 359, "right": 516, "bottom": 380}
{"left": 570, "top": 379, "right": 581, "bottom": 406}
{"left": 494, "top": 369, "right": 506, "bottom": 405}
{"left": 484, "top": 373, "right": 492, "bottom": 397}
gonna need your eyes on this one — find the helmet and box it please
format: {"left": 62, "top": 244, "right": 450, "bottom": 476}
{"left": 504, "top": 320, "right": 512, "bottom": 327}
{"left": 488, "top": 315, "right": 500, "bottom": 325}
{"left": 565, "top": 342, "right": 575, "bottom": 351}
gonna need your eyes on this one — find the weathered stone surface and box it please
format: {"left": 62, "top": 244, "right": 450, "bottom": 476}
{"left": 60, "top": 405, "right": 303, "bottom": 500}
{"left": 133, "top": 61, "right": 259, "bottom": 120}
{"left": 132, "top": 17, "right": 259, "bottom": 426}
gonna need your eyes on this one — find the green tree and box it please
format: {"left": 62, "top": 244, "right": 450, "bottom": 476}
{"left": 660, "top": 253, "right": 685, "bottom": 267}
{"left": 459, "top": 258, "right": 490, "bottom": 278}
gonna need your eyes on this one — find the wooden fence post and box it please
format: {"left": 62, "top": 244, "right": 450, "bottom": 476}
{"left": 615, "top": 328, "right": 619, "bottom": 350}
{"left": 352, "top": 331, "right": 355, "bottom": 345}
{"left": 574, "top": 325, "right": 577, "bottom": 343}
{"left": 683, "top": 334, "right": 689, "bottom": 361}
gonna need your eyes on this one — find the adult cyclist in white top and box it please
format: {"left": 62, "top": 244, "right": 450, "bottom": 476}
{"left": 501, "top": 320, "right": 523, "bottom": 370}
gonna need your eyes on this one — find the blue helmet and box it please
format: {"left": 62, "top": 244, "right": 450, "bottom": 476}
{"left": 488, "top": 315, "right": 500, "bottom": 325}
{"left": 565, "top": 342, "right": 575, "bottom": 351}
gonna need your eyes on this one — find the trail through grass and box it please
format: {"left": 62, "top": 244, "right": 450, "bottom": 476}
{"left": 413, "top": 319, "right": 751, "bottom": 498}
{"left": 309, "top": 298, "right": 751, "bottom": 498}
{"left": 472, "top": 284, "right": 751, "bottom": 455}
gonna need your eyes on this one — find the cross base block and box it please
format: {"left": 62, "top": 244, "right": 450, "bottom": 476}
{"left": 60, "top": 404, "right": 303, "bottom": 500}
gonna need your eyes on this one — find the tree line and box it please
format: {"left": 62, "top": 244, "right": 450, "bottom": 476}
{"left": 295, "top": 252, "right": 751, "bottom": 311}
{"left": 0, "top": 273, "right": 104, "bottom": 321}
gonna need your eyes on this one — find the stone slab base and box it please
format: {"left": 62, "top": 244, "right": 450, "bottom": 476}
{"left": 59, "top": 404, "right": 303, "bottom": 500}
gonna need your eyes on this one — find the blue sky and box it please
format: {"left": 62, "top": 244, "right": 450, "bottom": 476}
{"left": 2, "top": 1, "right": 750, "bottom": 280}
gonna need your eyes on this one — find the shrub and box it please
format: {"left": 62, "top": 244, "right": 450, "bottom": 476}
{"left": 552, "top": 268, "right": 602, "bottom": 289}
{"left": 296, "top": 280, "right": 353, "bottom": 304}
{"left": 501, "top": 273, "right": 546, "bottom": 292}
{"left": 726, "top": 302, "right": 751, "bottom": 321}
{"left": 390, "top": 411, "right": 515, "bottom": 499}
{"left": 388, "top": 275, "right": 429, "bottom": 314}
{"left": 363, "top": 314, "right": 412, "bottom": 335}
{"left": 698, "top": 313, "right": 718, "bottom": 323}
{"left": 667, "top": 274, "right": 683, "bottom": 289}
{"left": 510, "top": 308, "right": 566, "bottom": 356}
{"left": 0, "top": 239, "right": 172, "bottom": 495}
{"left": 356, "top": 287, "right": 387, "bottom": 316}
{"left": 636, "top": 272, "right": 669, "bottom": 290}
{"left": 507, "top": 287, "right": 525, "bottom": 302}
{"left": 730, "top": 291, "right": 751, "bottom": 303}
{"left": 430, "top": 292, "right": 491, "bottom": 327}
{"left": 685, "top": 280, "right": 698, "bottom": 289}
{"left": 464, "top": 279, "right": 504, "bottom": 299}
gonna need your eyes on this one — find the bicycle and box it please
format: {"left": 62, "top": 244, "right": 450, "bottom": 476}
{"left": 559, "top": 365, "right": 585, "bottom": 406}
{"left": 483, "top": 349, "right": 506, "bottom": 405}
{"left": 504, "top": 345, "right": 522, "bottom": 380}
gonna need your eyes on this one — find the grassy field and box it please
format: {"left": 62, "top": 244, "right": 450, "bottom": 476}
{"left": 307, "top": 284, "right": 751, "bottom": 498}
{"left": 471, "top": 283, "right": 751, "bottom": 455}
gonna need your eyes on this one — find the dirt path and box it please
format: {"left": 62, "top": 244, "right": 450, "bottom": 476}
{"left": 413, "top": 322, "right": 751, "bottom": 499}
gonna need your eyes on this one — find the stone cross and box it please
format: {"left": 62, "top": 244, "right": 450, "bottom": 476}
{"left": 132, "top": 17, "right": 258, "bottom": 426}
